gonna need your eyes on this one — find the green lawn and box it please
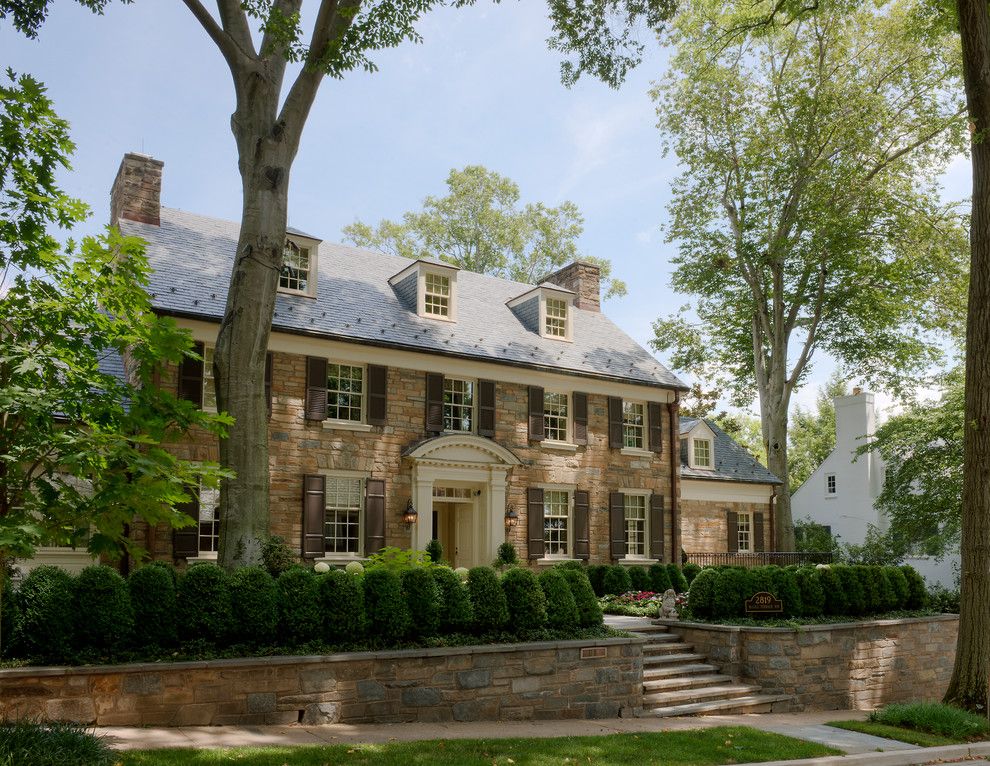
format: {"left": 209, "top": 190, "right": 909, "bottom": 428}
{"left": 119, "top": 726, "right": 840, "bottom": 766}
{"left": 827, "top": 720, "right": 963, "bottom": 747}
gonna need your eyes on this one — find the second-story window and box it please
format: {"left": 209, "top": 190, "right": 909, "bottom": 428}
{"left": 693, "top": 438, "right": 712, "bottom": 468}
{"left": 202, "top": 345, "right": 217, "bottom": 411}
{"left": 622, "top": 401, "right": 646, "bottom": 449}
{"left": 424, "top": 272, "right": 451, "bottom": 317}
{"left": 826, "top": 473, "right": 837, "bottom": 495}
{"left": 545, "top": 298, "right": 568, "bottom": 338}
{"left": 327, "top": 364, "right": 364, "bottom": 422}
{"left": 443, "top": 378, "right": 474, "bottom": 432}
{"left": 280, "top": 241, "right": 311, "bottom": 293}
{"left": 544, "top": 391, "right": 568, "bottom": 442}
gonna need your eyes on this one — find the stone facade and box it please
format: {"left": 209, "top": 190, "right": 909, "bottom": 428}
{"left": 0, "top": 638, "right": 643, "bottom": 726}
{"left": 110, "top": 153, "right": 163, "bottom": 227}
{"left": 680, "top": 494, "right": 773, "bottom": 555}
{"left": 544, "top": 261, "right": 602, "bottom": 312}
{"left": 661, "top": 615, "right": 958, "bottom": 711}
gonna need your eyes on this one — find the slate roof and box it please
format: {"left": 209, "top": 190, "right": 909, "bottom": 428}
{"left": 121, "top": 208, "right": 687, "bottom": 390}
{"left": 679, "top": 416, "right": 782, "bottom": 485}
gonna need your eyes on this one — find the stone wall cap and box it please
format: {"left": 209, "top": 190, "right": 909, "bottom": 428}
{"left": 655, "top": 613, "right": 958, "bottom": 634}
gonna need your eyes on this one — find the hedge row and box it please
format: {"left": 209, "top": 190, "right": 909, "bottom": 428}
{"left": 586, "top": 563, "right": 691, "bottom": 597}
{"left": 686, "top": 564, "right": 928, "bottom": 619}
{"left": 2, "top": 561, "right": 603, "bottom": 663}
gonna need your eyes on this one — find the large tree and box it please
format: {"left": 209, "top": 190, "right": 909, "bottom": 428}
{"left": 2, "top": 0, "right": 676, "bottom": 569}
{"left": 344, "top": 165, "right": 626, "bottom": 297}
{"left": 650, "top": 0, "right": 968, "bottom": 550}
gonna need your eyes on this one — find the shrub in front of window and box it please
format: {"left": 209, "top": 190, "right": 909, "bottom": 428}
{"left": 425, "top": 538, "right": 445, "bottom": 565}
{"left": 127, "top": 564, "right": 178, "bottom": 649}
{"left": 768, "top": 567, "right": 803, "bottom": 618}
{"left": 431, "top": 566, "right": 474, "bottom": 633}
{"left": 229, "top": 567, "right": 279, "bottom": 647}
{"left": 277, "top": 567, "right": 322, "bottom": 646}
{"left": 666, "top": 564, "right": 690, "bottom": 594}
{"left": 601, "top": 565, "right": 632, "bottom": 596}
{"left": 539, "top": 568, "right": 579, "bottom": 630}
{"left": 794, "top": 567, "right": 825, "bottom": 617}
{"left": 401, "top": 568, "right": 440, "bottom": 638}
{"left": 176, "top": 564, "right": 234, "bottom": 645}
{"left": 712, "top": 567, "right": 749, "bottom": 619}
{"left": 627, "top": 565, "right": 649, "bottom": 592}
{"left": 13, "top": 565, "right": 75, "bottom": 662}
{"left": 901, "top": 565, "right": 928, "bottom": 609}
{"left": 501, "top": 567, "right": 547, "bottom": 632}
{"left": 260, "top": 536, "right": 297, "bottom": 579}
{"left": 363, "top": 568, "right": 410, "bottom": 644}
{"left": 818, "top": 566, "right": 849, "bottom": 616}
{"left": 560, "top": 568, "right": 603, "bottom": 627}
{"left": 833, "top": 565, "right": 866, "bottom": 615}
{"left": 682, "top": 563, "right": 702, "bottom": 585}
{"left": 884, "top": 566, "right": 910, "bottom": 610}
{"left": 467, "top": 566, "right": 509, "bottom": 633}
{"left": 648, "top": 563, "right": 672, "bottom": 594}
{"left": 586, "top": 565, "right": 607, "bottom": 597}
{"left": 686, "top": 567, "right": 717, "bottom": 618}
{"left": 320, "top": 569, "right": 367, "bottom": 643}
{"left": 495, "top": 541, "right": 519, "bottom": 568}
{"left": 72, "top": 566, "right": 134, "bottom": 657}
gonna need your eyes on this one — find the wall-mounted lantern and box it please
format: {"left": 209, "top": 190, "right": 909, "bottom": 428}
{"left": 504, "top": 505, "right": 519, "bottom": 528}
{"left": 402, "top": 499, "right": 418, "bottom": 525}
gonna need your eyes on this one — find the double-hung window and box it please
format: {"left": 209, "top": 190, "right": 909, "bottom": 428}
{"left": 693, "top": 438, "right": 712, "bottom": 468}
{"left": 622, "top": 401, "right": 646, "bottom": 449}
{"left": 826, "top": 473, "right": 837, "bottom": 495}
{"left": 544, "top": 392, "right": 568, "bottom": 442}
{"left": 202, "top": 345, "right": 217, "bottom": 411}
{"left": 737, "top": 512, "right": 752, "bottom": 553}
{"left": 424, "top": 272, "right": 451, "bottom": 317}
{"left": 545, "top": 298, "right": 568, "bottom": 338}
{"left": 280, "top": 241, "right": 312, "bottom": 294}
{"left": 624, "top": 494, "right": 648, "bottom": 558}
{"left": 325, "top": 476, "right": 362, "bottom": 555}
{"left": 443, "top": 378, "right": 475, "bottom": 432}
{"left": 199, "top": 485, "right": 220, "bottom": 555}
{"left": 543, "top": 490, "right": 570, "bottom": 556}
{"left": 327, "top": 363, "right": 364, "bottom": 422}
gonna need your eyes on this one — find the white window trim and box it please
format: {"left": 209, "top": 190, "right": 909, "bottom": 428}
{"left": 541, "top": 390, "right": 573, "bottom": 448}
{"left": 539, "top": 483, "right": 575, "bottom": 561}
{"left": 442, "top": 376, "right": 477, "bottom": 435}
{"left": 418, "top": 266, "right": 458, "bottom": 322}
{"left": 322, "top": 471, "right": 367, "bottom": 559}
{"left": 825, "top": 472, "right": 837, "bottom": 498}
{"left": 278, "top": 236, "right": 319, "bottom": 298}
{"left": 621, "top": 399, "right": 649, "bottom": 451}
{"left": 202, "top": 344, "right": 217, "bottom": 414}
{"left": 737, "top": 510, "right": 753, "bottom": 553}
{"left": 539, "top": 292, "right": 574, "bottom": 342}
{"left": 689, "top": 437, "right": 714, "bottom": 470}
{"left": 620, "top": 489, "right": 653, "bottom": 561}
{"left": 324, "top": 361, "right": 368, "bottom": 426}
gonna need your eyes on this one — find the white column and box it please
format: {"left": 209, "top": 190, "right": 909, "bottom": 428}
{"left": 487, "top": 468, "right": 508, "bottom": 562}
{"left": 413, "top": 472, "right": 434, "bottom": 551}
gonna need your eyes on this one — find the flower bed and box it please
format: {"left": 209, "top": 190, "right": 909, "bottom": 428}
{"left": 600, "top": 590, "right": 687, "bottom": 618}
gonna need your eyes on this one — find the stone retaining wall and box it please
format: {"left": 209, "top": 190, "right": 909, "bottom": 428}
{"left": 658, "top": 615, "right": 957, "bottom": 711}
{"left": 0, "top": 637, "right": 644, "bottom": 726}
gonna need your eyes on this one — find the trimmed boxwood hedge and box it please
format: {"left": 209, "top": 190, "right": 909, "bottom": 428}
{"left": 363, "top": 568, "right": 410, "bottom": 644}
{"left": 176, "top": 564, "right": 234, "bottom": 645}
{"left": 539, "top": 568, "right": 579, "bottom": 630}
{"left": 13, "top": 565, "right": 75, "bottom": 662}
{"left": 601, "top": 565, "right": 632, "bottom": 596}
{"left": 431, "top": 566, "right": 473, "bottom": 632}
{"left": 682, "top": 563, "right": 702, "bottom": 584}
{"left": 467, "top": 566, "right": 509, "bottom": 632}
{"left": 901, "top": 565, "right": 928, "bottom": 609}
{"left": 648, "top": 563, "right": 672, "bottom": 593}
{"left": 73, "top": 565, "right": 134, "bottom": 656}
{"left": 277, "top": 567, "right": 322, "bottom": 645}
{"left": 502, "top": 567, "right": 547, "bottom": 632}
{"left": 667, "top": 564, "right": 689, "bottom": 594}
{"left": 229, "top": 566, "right": 279, "bottom": 647}
{"left": 400, "top": 568, "right": 439, "bottom": 638}
{"left": 686, "top": 567, "right": 718, "bottom": 617}
{"left": 320, "top": 569, "right": 366, "bottom": 643}
{"left": 559, "top": 567, "right": 602, "bottom": 627}
{"left": 128, "top": 564, "right": 177, "bottom": 649}
{"left": 627, "top": 566, "right": 650, "bottom": 592}
{"left": 586, "top": 565, "right": 607, "bottom": 597}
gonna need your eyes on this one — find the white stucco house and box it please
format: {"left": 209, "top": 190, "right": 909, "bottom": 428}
{"left": 791, "top": 388, "right": 958, "bottom": 588}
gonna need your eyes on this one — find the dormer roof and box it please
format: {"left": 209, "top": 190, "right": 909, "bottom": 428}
{"left": 679, "top": 417, "right": 782, "bottom": 485}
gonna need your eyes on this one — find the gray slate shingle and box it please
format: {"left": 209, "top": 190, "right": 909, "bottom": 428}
{"left": 679, "top": 416, "right": 782, "bottom": 485}
{"left": 122, "top": 208, "right": 687, "bottom": 390}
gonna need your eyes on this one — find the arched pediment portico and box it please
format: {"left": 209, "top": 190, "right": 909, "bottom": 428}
{"left": 403, "top": 434, "right": 522, "bottom": 468}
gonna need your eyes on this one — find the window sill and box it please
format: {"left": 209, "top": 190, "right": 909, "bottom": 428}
{"left": 323, "top": 420, "right": 374, "bottom": 432}
{"left": 277, "top": 287, "right": 316, "bottom": 299}
{"left": 620, "top": 447, "right": 654, "bottom": 458}
{"left": 542, "top": 440, "right": 579, "bottom": 453}
{"left": 186, "top": 553, "right": 218, "bottom": 563}
{"left": 535, "top": 556, "right": 578, "bottom": 565}
{"left": 618, "top": 557, "right": 658, "bottom": 566}
{"left": 316, "top": 555, "right": 367, "bottom": 564}
{"left": 825, "top": 495, "right": 838, "bottom": 500}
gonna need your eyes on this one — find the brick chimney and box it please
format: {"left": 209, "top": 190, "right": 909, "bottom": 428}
{"left": 544, "top": 261, "right": 601, "bottom": 312}
{"left": 110, "top": 152, "right": 163, "bottom": 226}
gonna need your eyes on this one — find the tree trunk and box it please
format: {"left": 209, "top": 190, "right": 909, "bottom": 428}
{"left": 945, "top": 0, "right": 990, "bottom": 714}
{"left": 761, "top": 396, "right": 795, "bottom": 551}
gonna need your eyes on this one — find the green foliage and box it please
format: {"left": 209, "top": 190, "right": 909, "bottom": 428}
{"left": 127, "top": 564, "right": 177, "bottom": 649}
{"left": 844, "top": 525, "right": 909, "bottom": 566}
{"left": 870, "top": 702, "right": 990, "bottom": 741}
{"left": 501, "top": 567, "right": 548, "bottom": 632}
{"left": 400, "top": 568, "right": 440, "bottom": 638}
{"left": 687, "top": 567, "right": 718, "bottom": 618}
{"left": 794, "top": 568, "right": 825, "bottom": 617}
{"left": 883, "top": 566, "right": 910, "bottom": 610}
{"left": 12, "top": 565, "right": 73, "bottom": 661}
{"left": 467, "top": 566, "right": 508, "bottom": 633}
{"left": 260, "top": 536, "right": 296, "bottom": 579}
{"left": 601, "top": 565, "right": 632, "bottom": 596}
{"left": 0, "top": 720, "right": 116, "bottom": 766}
{"left": 853, "top": 565, "right": 881, "bottom": 613}
{"left": 768, "top": 567, "right": 803, "bottom": 618}
{"left": 682, "top": 563, "right": 702, "bottom": 584}
{"left": 365, "top": 547, "right": 432, "bottom": 572}
{"left": 875, "top": 568, "right": 900, "bottom": 612}
{"left": 344, "top": 166, "right": 625, "bottom": 300}
{"left": 431, "top": 566, "right": 473, "bottom": 633}
{"left": 176, "top": 564, "right": 233, "bottom": 645}
{"left": 789, "top": 375, "right": 846, "bottom": 491}
{"left": 425, "top": 538, "right": 444, "bottom": 565}
{"left": 712, "top": 568, "right": 749, "bottom": 619}
{"left": 538, "top": 568, "right": 579, "bottom": 630}
{"left": 902, "top": 566, "right": 929, "bottom": 610}
{"left": 363, "top": 568, "right": 410, "bottom": 644}
{"left": 495, "top": 541, "right": 518, "bottom": 568}
{"left": 586, "top": 565, "right": 607, "bottom": 597}
{"left": 320, "top": 569, "right": 366, "bottom": 643}
{"left": 833, "top": 565, "right": 866, "bottom": 616}
{"left": 648, "top": 563, "right": 672, "bottom": 593}
{"left": 927, "top": 583, "right": 959, "bottom": 614}
{"left": 667, "top": 564, "right": 689, "bottom": 593}
{"left": 0, "top": 571, "right": 18, "bottom": 659}
{"left": 560, "top": 568, "right": 603, "bottom": 627}
{"left": 228, "top": 567, "right": 279, "bottom": 646}
{"left": 627, "top": 565, "right": 650, "bottom": 592}
{"left": 277, "top": 567, "right": 322, "bottom": 646}
{"left": 72, "top": 565, "right": 134, "bottom": 656}
{"left": 815, "top": 566, "right": 847, "bottom": 616}
{"left": 794, "top": 519, "right": 843, "bottom": 556}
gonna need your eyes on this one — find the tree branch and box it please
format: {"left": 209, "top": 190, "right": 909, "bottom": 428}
{"left": 216, "top": 0, "right": 257, "bottom": 59}
{"left": 180, "top": 0, "right": 252, "bottom": 70}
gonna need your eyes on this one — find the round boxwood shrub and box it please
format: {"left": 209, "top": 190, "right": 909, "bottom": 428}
{"left": 176, "top": 563, "right": 233, "bottom": 645}
{"left": 853, "top": 565, "right": 881, "bottom": 614}
{"left": 468, "top": 566, "right": 509, "bottom": 633}
{"left": 666, "top": 564, "right": 689, "bottom": 594}
{"left": 539, "top": 568, "right": 579, "bottom": 631}
{"left": 648, "top": 563, "right": 672, "bottom": 594}
{"left": 14, "top": 565, "right": 75, "bottom": 661}
{"left": 795, "top": 567, "right": 825, "bottom": 617}
{"left": 834, "top": 565, "right": 866, "bottom": 615}
{"left": 501, "top": 567, "right": 547, "bottom": 632}
{"left": 818, "top": 566, "right": 849, "bottom": 616}
{"left": 0, "top": 573, "right": 19, "bottom": 659}
{"left": 560, "top": 568, "right": 602, "bottom": 627}
{"left": 687, "top": 567, "right": 718, "bottom": 618}
{"left": 229, "top": 566, "right": 279, "bottom": 646}
{"left": 363, "top": 568, "right": 410, "bottom": 644}
{"left": 431, "top": 566, "right": 473, "bottom": 632}
{"left": 260, "top": 536, "right": 296, "bottom": 579}
{"left": 769, "top": 567, "right": 803, "bottom": 618}
{"left": 128, "top": 564, "right": 177, "bottom": 649}
{"left": 601, "top": 565, "right": 632, "bottom": 596}
{"left": 682, "top": 563, "right": 702, "bottom": 585}
{"left": 627, "top": 565, "right": 650, "bottom": 592}
{"left": 147, "top": 560, "right": 179, "bottom": 586}
{"left": 901, "top": 565, "right": 928, "bottom": 609}
{"left": 874, "top": 567, "right": 899, "bottom": 613}
{"left": 277, "top": 567, "right": 322, "bottom": 645}
{"left": 401, "top": 568, "right": 440, "bottom": 638}
{"left": 319, "top": 569, "right": 366, "bottom": 643}
{"left": 712, "top": 567, "right": 748, "bottom": 619}
{"left": 586, "top": 565, "right": 607, "bottom": 597}
{"left": 884, "top": 566, "right": 910, "bottom": 610}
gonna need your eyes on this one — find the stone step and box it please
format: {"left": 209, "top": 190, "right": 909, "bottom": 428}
{"left": 644, "top": 694, "right": 793, "bottom": 718}
{"left": 643, "top": 673, "right": 737, "bottom": 692}
{"left": 643, "top": 683, "right": 762, "bottom": 707}
{"left": 643, "top": 663, "right": 720, "bottom": 679}
{"left": 639, "top": 632, "right": 682, "bottom": 644}
{"left": 643, "top": 652, "right": 707, "bottom": 666}
{"left": 643, "top": 642, "right": 695, "bottom": 655}
{"left": 624, "top": 624, "right": 671, "bottom": 634}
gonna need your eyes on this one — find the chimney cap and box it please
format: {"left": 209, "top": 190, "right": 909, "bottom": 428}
{"left": 853, "top": 386, "right": 863, "bottom": 395}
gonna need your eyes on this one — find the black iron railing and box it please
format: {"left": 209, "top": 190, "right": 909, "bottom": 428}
{"left": 685, "top": 551, "right": 834, "bottom": 568}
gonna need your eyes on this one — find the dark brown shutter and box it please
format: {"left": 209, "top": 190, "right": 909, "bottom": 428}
{"left": 178, "top": 341, "right": 205, "bottom": 407}
{"left": 650, "top": 494, "right": 665, "bottom": 561}
{"left": 478, "top": 380, "right": 496, "bottom": 437}
{"left": 528, "top": 386, "right": 545, "bottom": 441}
{"left": 727, "top": 511, "right": 739, "bottom": 553}
{"left": 754, "top": 512, "right": 765, "bottom": 553}
{"left": 305, "top": 357, "right": 328, "bottom": 421}
{"left": 574, "top": 490, "right": 590, "bottom": 560}
{"left": 609, "top": 492, "right": 626, "bottom": 560}
{"left": 365, "top": 478, "right": 386, "bottom": 555}
{"left": 265, "top": 352, "right": 273, "bottom": 418}
{"left": 172, "top": 498, "right": 200, "bottom": 559}
{"left": 367, "top": 365, "right": 387, "bottom": 426}
{"left": 573, "top": 392, "right": 588, "bottom": 445}
{"left": 302, "top": 474, "right": 326, "bottom": 558}
{"left": 648, "top": 402, "right": 663, "bottom": 454}
{"left": 527, "top": 487, "right": 545, "bottom": 559}
{"left": 425, "top": 373, "right": 444, "bottom": 435}
{"left": 608, "top": 397, "right": 623, "bottom": 449}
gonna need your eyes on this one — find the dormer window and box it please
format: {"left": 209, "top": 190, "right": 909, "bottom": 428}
{"left": 424, "top": 272, "right": 451, "bottom": 317}
{"left": 693, "top": 438, "right": 712, "bottom": 468}
{"left": 279, "top": 232, "right": 321, "bottom": 297}
{"left": 545, "top": 298, "right": 568, "bottom": 337}
{"left": 507, "top": 284, "right": 575, "bottom": 341}
{"left": 388, "top": 260, "right": 459, "bottom": 321}
{"left": 685, "top": 420, "right": 717, "bottom": 470}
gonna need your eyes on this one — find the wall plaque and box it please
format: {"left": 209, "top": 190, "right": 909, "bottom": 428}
{"left": 744, "top": 591, "right": 783, "bottom": 615}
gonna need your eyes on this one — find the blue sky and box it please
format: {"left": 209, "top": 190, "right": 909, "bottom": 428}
{"left": 2, "top": 1, "right": 971, "bottom": 416}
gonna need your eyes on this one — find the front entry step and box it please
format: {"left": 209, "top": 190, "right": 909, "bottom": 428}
{"left": 645, "top": 694, "right": 793, "bottom": 718}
